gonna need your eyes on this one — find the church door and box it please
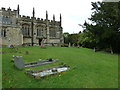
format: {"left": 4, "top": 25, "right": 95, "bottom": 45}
{"left": 38, "top": 38, "right": 42, "bottom": 46}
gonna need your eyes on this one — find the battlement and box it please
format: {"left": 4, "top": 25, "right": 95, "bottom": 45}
{"left": 0, "top": 7, "right": 17, "bottom": 12}
{"left": 7, "top": 8, "right": 11, "bottom": 11}
{"left": 0, "top": 6, "right": 62, "bottom": 27}
{"left": 1, "top": 7, "right": 6, "bottom": 11}
{"left": 21, "top": 15, "right": 30, "bottom": 19}
{"left": 49, "top": 20, "right": 60, "bottom": 26}
{"left": 35, "top": 18, "right": 60, "bottom": 25}
{"left": 36, "top": 18, "right": 43, "bottom": 22}
{"left": 37, "top": 18, "right": 40, "bottom": 20}
{"left": 13, "top": 9, "right": 17, "bottom": 12}
{"left": 0, "top": 7, "right": 18, "bottom": 14}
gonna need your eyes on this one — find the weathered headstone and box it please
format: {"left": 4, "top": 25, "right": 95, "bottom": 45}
{"left": 68, "top": 42, "right": 71, "bottom": 47}
{"left": 13, "top": 56, "right": 59, "bottom": 69}
{"left": 72, "top": 43, "right": 75, "bottom": 47}
{"left": 110, "top": 45, "right": 113, "bottom": 54}
{"left": 25, "top": 51, "right": 29, "bottom": 55}
{"left": 77, "top": 43, "right": 80, "bottom": 48}
{"left": 41, "top": 39, "right": 44, "bottom": 48}
{"left": 8, "top": 39, "right": 11, "bottom": 48}
{"left": 14, "top": 56, "right": 24, "bottom": 69}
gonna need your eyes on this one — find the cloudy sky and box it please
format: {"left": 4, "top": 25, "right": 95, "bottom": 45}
{"left": 0, "top": 0, "right": 103, "bottom": 34}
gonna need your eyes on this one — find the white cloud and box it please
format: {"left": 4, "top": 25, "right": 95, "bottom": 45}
{"left": 0, "top": 0, "right": 102, "bottom": 34}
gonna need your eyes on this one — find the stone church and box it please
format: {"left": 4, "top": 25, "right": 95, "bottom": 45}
{"left": 0, "top": 5, "right": 64, "bottom": 46}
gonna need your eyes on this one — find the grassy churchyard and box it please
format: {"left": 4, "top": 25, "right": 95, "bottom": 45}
{"left": 2, "top": 46, "right": 118, "bottom": 88}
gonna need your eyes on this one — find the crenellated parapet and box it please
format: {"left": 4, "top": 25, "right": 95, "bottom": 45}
{"left": 0, "top": 6, "right": 62, "bottom": 28}
{"left": 0, "top": 7, "right": 18, "bottom": 14}
{"left": 49, "top": 20, "right": 61, "bottom": 27}
{"left": 21, "top": 15, "right": 31, "bottom": 20}
{"left": 36, "top": 18, "right": 46, "bottom": 24}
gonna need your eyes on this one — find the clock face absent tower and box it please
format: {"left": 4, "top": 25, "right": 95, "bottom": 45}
{"left": 0, "top": 5, "right": 64, "bottom": 46}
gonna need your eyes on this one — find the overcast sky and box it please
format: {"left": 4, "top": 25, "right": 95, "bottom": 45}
{"left": 0, "top": 0, "right": 103, "bottom": 34}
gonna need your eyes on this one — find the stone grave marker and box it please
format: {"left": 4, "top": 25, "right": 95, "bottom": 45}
{"left": 68, "top": 42, "right": 71, "bottom": 47}
{"left": 41, "top": 39, "right": 44, "bottom": 48}
{"left": 13, "top": 56, "right": 59, "bottom": 69}
{"left": 8, "top": 39, "right": 11, "bottom": 48}
{"left": 77, "top": 43, "right": 80, "bottom": 48}
{"left": 14, "top": 56, "right": 24, "bottom": 69}
{"left": 72, "top": 43, "right": 75, "bottom": 47}
{"left": 25, "top": 51, "right": 29, "bottom": 55}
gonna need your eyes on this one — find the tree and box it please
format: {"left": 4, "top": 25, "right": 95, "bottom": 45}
{"left": 83, "top": 1, "right": 120, "bottom": 53}
{"left": 68, "top": 34, "right": 79, "bottom": 46}
{"left": 63, "top": 32, "right": 69, "bottom": 44}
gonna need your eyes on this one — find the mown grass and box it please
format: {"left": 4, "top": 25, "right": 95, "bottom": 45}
{"left": 2, "top": 46, "right": 118, "bottom": 88}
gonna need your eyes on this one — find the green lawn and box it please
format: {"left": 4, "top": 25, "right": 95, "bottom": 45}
{"left": 2, "top": 46, "right": 118, "bottom": 88}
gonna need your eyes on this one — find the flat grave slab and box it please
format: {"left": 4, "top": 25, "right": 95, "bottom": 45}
{"left": 26, "top": 64, "right": 70, "bottom": 79}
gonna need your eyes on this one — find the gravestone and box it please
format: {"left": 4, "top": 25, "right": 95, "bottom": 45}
{"left": 26, "top": 64, "right": 70, "bottom": 78}
{"left": 13, "top": 56, "right": 59, "bottom": 69}
{"left": 14, "top": 56, "right": 24, "bottom": 69}
{"left": 8, "top": 39, "right": 11, "bottom": 48}
{"left": 72, "top": 43, "right": 75, "bottom": 47}
{"left": 68, "top": 42, "right": 71, "bottom": 47}
{"left": 77, "top": 44, "right": 80, "bottom": 48}
{"left": 41, "top": 39, "right": 44, "bottom": 48}
{"left": 25, "top": 51, "right": 29, "bottom": 55}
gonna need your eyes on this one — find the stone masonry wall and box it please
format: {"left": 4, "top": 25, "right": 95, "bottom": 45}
{"left": 2, "top": 27, "right": 23, "bottom": 46}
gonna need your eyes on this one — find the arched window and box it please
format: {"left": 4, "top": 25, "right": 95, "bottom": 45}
{"left": 50, "top": 29, "right": 56, "bottom": 37}
{"left": 4, "top": 29, "right": 6, "bottom": 37}
{"left": 1, "top": 29, "right": 6, "bottom": 37}
{"left": 28, "top": 27, "right": 30, "bottom": 35}
{"left": 37, "top": 29, "right": 39, "bottom": 36}
{"left": 37, "top": 27, "right": 43, "bottom": 37}
{"left": 22, "top": 24, "right": 30, "bottom": 36}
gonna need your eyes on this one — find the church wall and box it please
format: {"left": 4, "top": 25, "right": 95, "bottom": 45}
{"left": 1, "top": 27, "right": 23, "bottom": 46}
{"left": 7, "top": 27, "right": 23, "bottom": 46}
{"left": 49, "top": 39, "right": 60, "bottom": 43}
{"left": 23, "top": 38, "right": 31, "bottom": 44}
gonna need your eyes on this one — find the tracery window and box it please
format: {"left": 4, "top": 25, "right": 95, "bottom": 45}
{"left": 50, "top": 29, "right": 56, "bottom": 37}
{"left": 37, "top": 28, "right": 43, "bottom": 37}
{"left": 0, "top": 16, "right": 11, "bottom": 25}
{"left": 22, "top": 24, "right": 30, "bottom": 36}
{"left": 0, "top": 29, "right": 6, "bottom": 37}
